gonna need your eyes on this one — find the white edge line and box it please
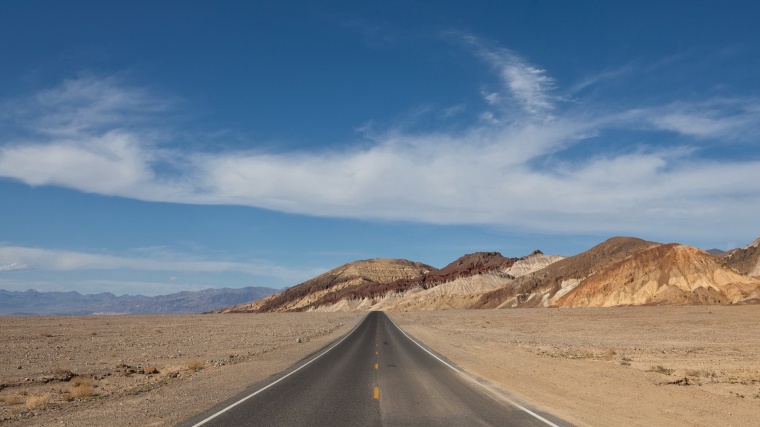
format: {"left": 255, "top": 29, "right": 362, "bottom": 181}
{"left": 386, "top": 314, "right": 562, "bottom": 427}
{"left": 189, "top": 315, "right": 368, "bottom": 427}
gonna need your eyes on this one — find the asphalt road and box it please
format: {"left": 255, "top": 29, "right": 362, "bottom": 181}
{"left": 179, "top": 311, "right": 570, "bottom": 427}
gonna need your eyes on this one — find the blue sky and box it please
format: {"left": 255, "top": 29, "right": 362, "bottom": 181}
{"left": 1, "top": 1, "right": 759, "bottom": 295}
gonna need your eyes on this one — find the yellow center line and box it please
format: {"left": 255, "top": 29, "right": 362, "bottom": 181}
{"left": 373, "top": 387, "right": 380, "bottom": 399}
{"left": 374, "top": 363, "right": 378, "bottom": 369}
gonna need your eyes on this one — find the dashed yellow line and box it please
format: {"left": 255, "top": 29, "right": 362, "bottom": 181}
{"left": 374, "top": 363, "right": 378, "bottom": 369}
{"left": 373, "top": 387, "right": 380, "bottom": 399}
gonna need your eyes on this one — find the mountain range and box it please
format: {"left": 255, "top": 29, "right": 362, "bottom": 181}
{"left": 223, "top": 236, "right": 760, "bottom": 313}
{"left": 0, "top": 286, "right": 278, "bottom": 315}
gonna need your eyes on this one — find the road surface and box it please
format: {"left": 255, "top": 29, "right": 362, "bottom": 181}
{"left": 179, "top": 311, "right": 570, "bottom": 426}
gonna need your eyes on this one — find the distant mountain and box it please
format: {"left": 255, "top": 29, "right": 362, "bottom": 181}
{"left": 0, "top": 286, "right": 279, "bottom": 315}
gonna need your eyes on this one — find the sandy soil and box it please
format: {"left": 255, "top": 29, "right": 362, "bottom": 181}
{"left": 0, "top": 313, "right": 362, "bottom": 426}
{"left": 2, "top": 307, "right": 759, "bottom": 426}
{"left": 390, "top": 306, "right": 760, "bottom": 426}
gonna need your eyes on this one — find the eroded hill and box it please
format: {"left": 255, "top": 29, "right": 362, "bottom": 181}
{"left": 223, "top": 258, "right": 434, "bottom": 313}
{"left": 474, "top": 237, "right": 760, "bottom": 308}
{"left": 224, "top": 251, "right": 556, "bottom": 313}
{"left": 474, "top": 237, "right": 660, "bottom": 308}
{"left": 555, "top": 244, "right": 760, "bottom": 306}
{"left": 722, "top": 237, "right": 760, "bottom": 277}
{"left": 222, "top": 236, "right": 760, "bottom": 313}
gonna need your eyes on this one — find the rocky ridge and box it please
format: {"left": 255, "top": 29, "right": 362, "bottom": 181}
{"left": 224, "top": 251, "right": 562, "bottom": 313}
{"left": 222, "top": 258, "right": 435, "bottom": 313}
{"left": 721, "top": 237, "right": 760, "bottom": 277}
{"left": 474, "top": 237, "right": 760, "bottom": 309}
{"left": 474, "top": 237, "right": 660, "bottom": 308}
{"left": 555, "top": 244, "right": 760, "bottom": 307}
{"left": 223, "top": 236, "right": 760, "bottom": 314}
{"left": 314, "top": 251, "right": 565, "bottom": 312}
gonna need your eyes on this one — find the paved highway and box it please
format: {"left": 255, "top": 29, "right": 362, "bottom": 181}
{"left": 179, "top": 312, "right": 570, "bottom": 426}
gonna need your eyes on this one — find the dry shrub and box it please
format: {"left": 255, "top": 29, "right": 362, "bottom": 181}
{"left": 1, "top": 395, "right": 24, "bottom": 405}
{"left": 70, "top": 377, "right": 96, "bottom": 398}
{"left": 69, "top": 376, "right": 88, "bottom": 387}
{"left": 25, "top": 393, "right": 50, "bottom": 409}
{"left": 685, "top": 369, "right": 716, "bottom": 378}
{"left": 70, "top": 384, "right": 95, "bottom": 398}
{"left": 648, "top": 365, "right": 675, "bottom": 375}
{"left": 187, "top": 360, "right": 204, "bottom": 371}
{"left": 604, "top": 347, "right": 617, "bottom": 361}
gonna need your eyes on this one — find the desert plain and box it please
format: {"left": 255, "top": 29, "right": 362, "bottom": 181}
{"left": 2, "top": 306, "right": 760, "bottom": 426}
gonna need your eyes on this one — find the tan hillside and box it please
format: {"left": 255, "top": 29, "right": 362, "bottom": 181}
{"left": 306, "top": 251, "right": 562, "bottom": 312}
{"left": 240, "top": 252, "right": 534, "bottom": 313}
{"left": 501, "top": 252, "right": 565, "bottom": 277}
{"left": 375, "top": 275, "right": 509, "bottom": 311}
{"left": 473, "top": 237, "right": 660, "bottom": 309}
{"left": 223, "top": 258, "right": 434, "bottom": 313}
{"left": 332, "top": 251, "right": 529, "bottom": 304}
{"left": 721, "top": 237, "right": 760, "bottom": 277}
{"left": 555, "top": 244, "right": 760, "bottom": 307}
{"left": 222, "top": 236, "right": 760, "bottom": 314}
{"left": 375, "top": 251, "right": 565, "bottom": 311}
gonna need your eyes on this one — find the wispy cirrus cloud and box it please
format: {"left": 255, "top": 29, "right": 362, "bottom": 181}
{"left": 1, "top": 37, "right": 759, "bottom": 243}
{"left": 0, "top": 262, "right": 30, "bottom": 272}
{"left": 642, "top": 99, "right": 760, "bottom": 140}
{"left": 460, "top": 34, "right": 558, "bottom": 119}
{"left": 26, "top": 75, "right": 173, "bottom": 137}
{"left": 0, "top": 245, "right": 309, "bottom": 283}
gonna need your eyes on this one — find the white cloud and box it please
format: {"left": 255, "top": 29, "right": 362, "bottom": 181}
{"left": 649, "top": 101, "right": 760, "bottom": 140}
{"left": 463, "top": 35, "right": 557, "bottom": 119}
{"left": 566, "top": 65, "right": 636, "bottom": 95}
{"left": 0, "top": 246, "right": 308, "bottom": 283}
{"left": 29, "top": 75, "right": 172, "bottom": 137}
{"left": 440, "top": 104, "right": 467, "bottom": 118}
{"left": 610, "top": 99, "right": 760, "bottom": 141}
{"left": 0, "top": 262, "right": 30, "bottom": 272}
{"left": 0, "top": 41, "right": 759, "bottom": 243}
{"left": 0, "top": 131, "right": 156, "bottom": 193}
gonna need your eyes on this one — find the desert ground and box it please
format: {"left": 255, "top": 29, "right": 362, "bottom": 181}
{"left": 0, "top": 313, "right": 362, "bottom": 426}
{"left": 392, "top": 306, "right": 760, "bottom": 426}
{"left": 2, "top": 306, "right": 760, "bottom": 426}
